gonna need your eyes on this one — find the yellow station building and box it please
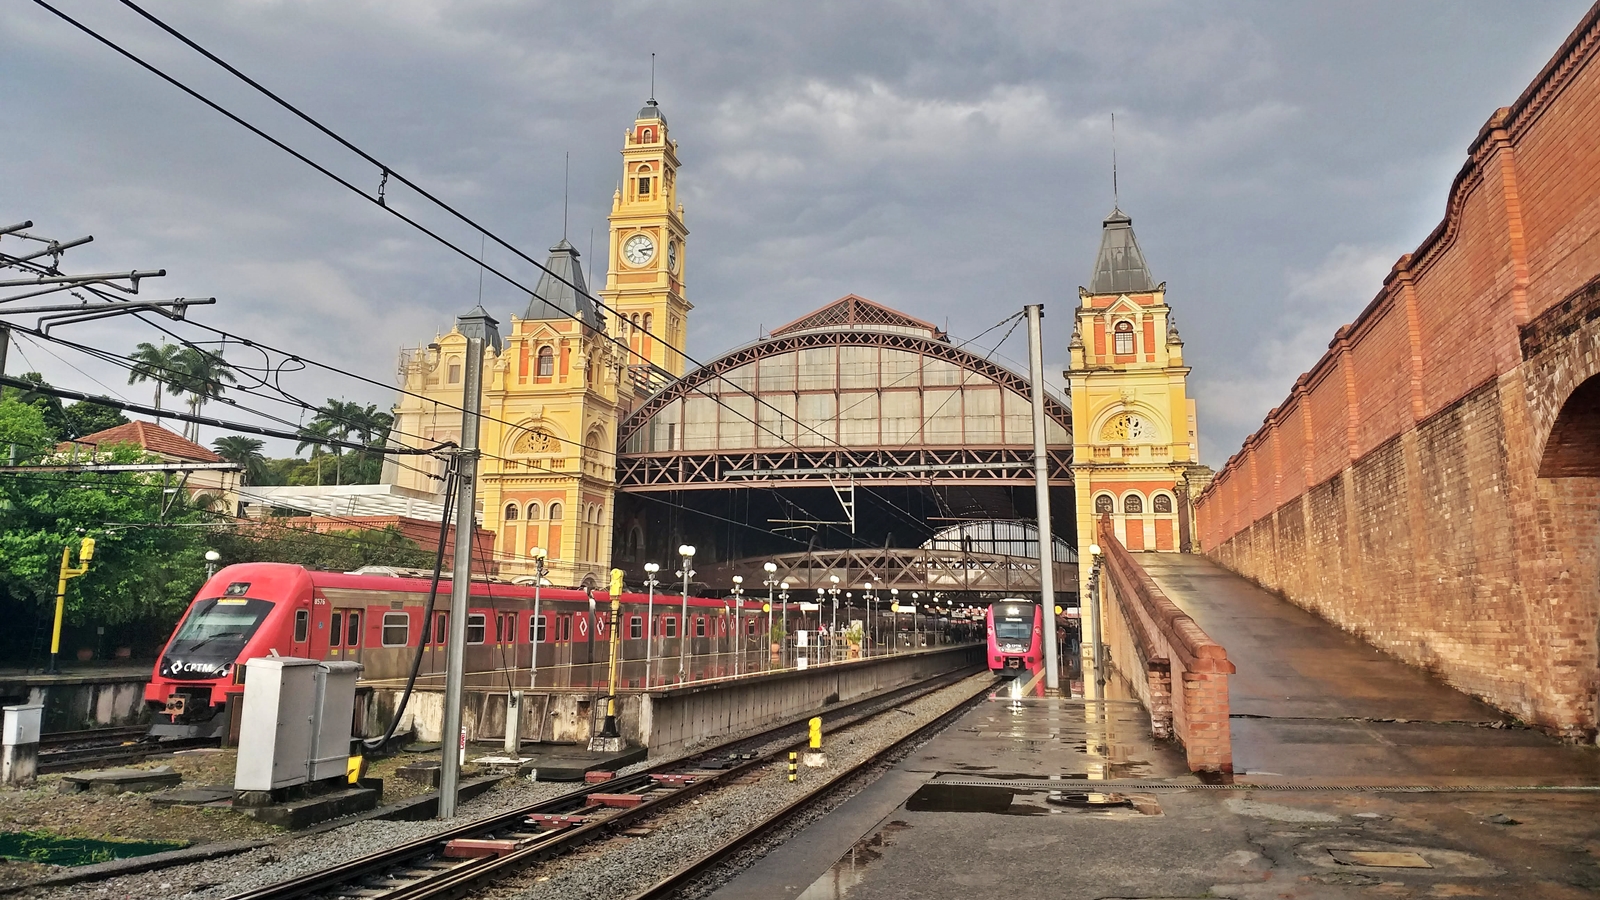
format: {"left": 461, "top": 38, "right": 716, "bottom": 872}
{"left": 388, "top": 99, "right": 689, "bottom": 587}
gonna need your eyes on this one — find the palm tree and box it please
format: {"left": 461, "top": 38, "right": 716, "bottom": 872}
{"left": 212, "top": 435, "right": 267, "bottom": 484}
{"left": 310, "top": 399, "right": 370, "bottom": 485}
{"left": 170, "top": 347, "right": 237, "bottom": 442}
{"left": 127, "top": 342, "right": 184, "bottom": 411}
{"left": 296, "top": 419, "right": 337, "bottom": 486}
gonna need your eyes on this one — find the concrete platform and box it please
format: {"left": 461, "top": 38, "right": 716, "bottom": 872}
{"left": 715, "top": 559, "right": 1600, "bottom": 899}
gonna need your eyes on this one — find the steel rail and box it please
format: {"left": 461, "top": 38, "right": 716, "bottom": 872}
{"left": 38, "top": 736, "right": 217, "bottom": 774}
{"left": 222, "top": 668, "right": 983, "bottom": 900}
{"left": 625, "top": 676, "right": 998, "bottom": 900}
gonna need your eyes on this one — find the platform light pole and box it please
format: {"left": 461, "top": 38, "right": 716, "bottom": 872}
{"left": 730, "top": 575, "right": 744, "bottom": 677}
{"left": 1024, "top": 303, "right": 1062, "bottom": 696}
{"left": 643, "top": 562, "right": 660, "bottom": 686}
{"left": 677, "top": 545, "right": 695, "bottom": 683}
{"left": 778, "top": 581, "right": 790, "bottom": 667}
{"left": 890, "top": 588, "right": 899, "bottom": 652}
{"left": 828, "top": 575, "right": 840, "bottom": 638}
{"left": 439, "top": 305, "right": 499, "bottom": 820}
{"left": 528, "top": 548, "right": 548, "bottom": 689}
{"left": 862, "top": 582, "right": 875, "bottom": 655}
{"left": 762, "top": 562, "right": 779, "bottom": 667}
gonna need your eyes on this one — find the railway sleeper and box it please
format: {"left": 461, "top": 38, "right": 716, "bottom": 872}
{"left": 444, "top": 839, "right": 521, "bottom": 859}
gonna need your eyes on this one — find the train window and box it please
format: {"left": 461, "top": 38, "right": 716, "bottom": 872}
{"left": 746, "top": 618, "right": 758, "bottom": 637}
{"left": 663, "top": 616, "right": 677, "bottom": 638}
{"left": 695, "top": 616, "right": 706, "bottom": 638}
{"left": 382, "top": 613, "right": 410, "bottom": 646}
{"left": 560, "top": 615, "right": 572, "bottom": 642}
{"left": 494, "top": 614, "right": 504, "bottom": 643}
{"left": 347, "top": 612, "right": 361, "bottom": 647}
{"left": 330, "top": 612, "right": 343, "bottom": 647}
{"left": 466, "top": 614, "right": 486, "bottom": 644}
{"left": 629, "top": 615, "right": 643, "bottom": 639}
{"left": 529, "top": 614, "right": 547, "bottom": 643}
{"left": 434, "top": 612, "right": 448, "bottom": 645}
{"left": 293, "top": 609, "right": 310, "bottom": 643}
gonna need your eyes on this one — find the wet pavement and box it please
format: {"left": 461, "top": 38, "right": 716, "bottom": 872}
{"left": 715, "top": 555, "right": 1600, "bottom": 899}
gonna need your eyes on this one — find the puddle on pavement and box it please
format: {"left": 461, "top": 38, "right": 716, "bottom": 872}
{"left": 0, "top": 830, "right": 186, "bottom": 867}
{"left": 795, "top": 820, "right": 911, "bottom": 900}
{"left": 906, "top": 783, "right": 1159, "bottom": 817}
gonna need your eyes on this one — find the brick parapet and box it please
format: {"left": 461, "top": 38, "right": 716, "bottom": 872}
{"left": 1194, "top": 3, "right": 1600, "bottom": 735}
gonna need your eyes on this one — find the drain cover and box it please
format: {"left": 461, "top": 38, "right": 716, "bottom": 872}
{"left": 1046, "top": 791, "right": 1133, "bottom": 809}
{"left": 1329, "top": 850, "right": 1432, "bottom": 869}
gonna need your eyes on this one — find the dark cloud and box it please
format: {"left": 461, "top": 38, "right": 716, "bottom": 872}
{"left": 1, "top": 0, "right": 1590, "bottom": 463}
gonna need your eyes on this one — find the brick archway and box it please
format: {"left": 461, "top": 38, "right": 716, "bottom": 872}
{"left": 1540, "top": 374, "right": 1600, "bottom": 477}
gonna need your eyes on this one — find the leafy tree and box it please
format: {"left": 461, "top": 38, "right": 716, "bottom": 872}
{"left": 210, "top": 524, "right": 434, "bottom": 573}
{"left": 295, "top": 419, "right": 337, "bottom": 485}
{"left": 59, "top": 400, "right": 129, "bottom": 441}
{"left": 212, "top": 436, "right": 267, "bottom": 484}
{"left": 0, "top": 397, "right": 209, "bottom": 629}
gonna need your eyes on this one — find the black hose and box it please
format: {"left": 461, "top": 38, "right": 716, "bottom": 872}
{"left": 363, "top": 459, "right": 458, "bottom": 752}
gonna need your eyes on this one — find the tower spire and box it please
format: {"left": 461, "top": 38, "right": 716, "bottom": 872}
{"left": 1111, "top": 112, "right": 1119, "bottom": 211}
{"left": 650, "top": 52, "right": 656, "bottom": 103}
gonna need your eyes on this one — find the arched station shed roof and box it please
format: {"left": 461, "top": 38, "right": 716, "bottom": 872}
{"left": 616, "top": 295, "right": 1072, "bottom": 490}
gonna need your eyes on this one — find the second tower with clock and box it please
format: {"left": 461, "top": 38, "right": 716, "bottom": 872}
{"left": 602, "top": 97, "right": 692, "bottom": 382}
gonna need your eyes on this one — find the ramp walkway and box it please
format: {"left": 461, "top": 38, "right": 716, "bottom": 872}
{"left": 1139, "top": 553, "right": 1600, "bottom": 784}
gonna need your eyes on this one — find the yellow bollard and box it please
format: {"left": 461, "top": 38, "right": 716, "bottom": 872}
{"left": 803, "top": 716, "right": 826, "bottom": 767}
{"left": 788, "top": 751, "right": 798, "bottom": 783}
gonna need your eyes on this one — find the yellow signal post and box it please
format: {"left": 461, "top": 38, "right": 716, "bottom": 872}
{"left": 788, "top": 751, "right": 798, "bottom": 783}
{"left": 602, "top": 568, "right": 625, "bottom": 740}
{"left": 49, "top": 538, "right": 94, "bottom": 675}
{"left": 803, "top": 715, "right": 826, "bottom": 767}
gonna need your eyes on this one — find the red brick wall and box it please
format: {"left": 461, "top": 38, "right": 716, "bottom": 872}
{"left": 1196, "top": 5, "right": 1600, "bottom": 736}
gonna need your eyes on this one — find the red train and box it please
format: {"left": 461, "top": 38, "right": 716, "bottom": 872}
{"left": 146, "top": 562, "right": 807, "bottom": 738}
{"left": 986, "top": 598, "right": 1043, "bottom": 676}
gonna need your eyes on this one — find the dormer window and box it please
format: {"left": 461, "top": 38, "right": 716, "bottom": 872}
{"left": 1114, "top": 320, "right": 1135, "bottom": 355}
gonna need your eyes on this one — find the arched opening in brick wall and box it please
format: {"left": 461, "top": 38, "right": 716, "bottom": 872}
{"left": 1539, "top": 374, "right": 1600, "bottom": 478}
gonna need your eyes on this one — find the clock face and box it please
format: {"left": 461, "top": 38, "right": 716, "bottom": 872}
{"left": 623, "top": 233, "right": 656, "bottom": 266}
{"left": 667, "top": 240, "right": 679, "bottom": 273}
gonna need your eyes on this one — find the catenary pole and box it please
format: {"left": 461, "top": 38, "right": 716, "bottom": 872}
{"left": 1025, "top": 304, "right": 1062, "bottom": 696}
{"left": 438, "top": 306, "right": 499, "bottom": 819}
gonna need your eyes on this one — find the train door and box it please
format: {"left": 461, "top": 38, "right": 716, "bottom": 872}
{"left": 424, "top": 610, "right": 448, "bottom": 681}
{"left": 289, "top": 599, "right": 313, "bottom": 658}
{"left": 328, "top": 606, "right": 363, "bottom": 662}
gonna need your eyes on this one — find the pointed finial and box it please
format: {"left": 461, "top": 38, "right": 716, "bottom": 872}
{"left": 1111, "top": 112, "right": 1119, "bottom": 211}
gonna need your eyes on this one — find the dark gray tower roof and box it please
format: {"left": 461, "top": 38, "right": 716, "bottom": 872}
{"left": 525, "top": 239, "right": 603, "bottom": 329}
{"left": 637, "top": 98, "right": 666, "bottom": 125}
{"left": 1088, "top": 208, "right": 1155, "bottom": 295}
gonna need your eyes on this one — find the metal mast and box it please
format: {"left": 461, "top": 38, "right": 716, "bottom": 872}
{"left": 438, "top": 305, "right": 500, "bottom": 819}
{"left": 1025, "top": 304, "right": 1062, "bottom": 696}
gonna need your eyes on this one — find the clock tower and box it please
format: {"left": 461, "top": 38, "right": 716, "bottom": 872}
{"left": 601, "top": 98, "right": 691, "bottom": 385}
{"left": 1066, "top": 207, "right": 1206, "bottom": 587}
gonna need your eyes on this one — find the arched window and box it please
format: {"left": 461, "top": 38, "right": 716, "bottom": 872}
{"left": 548, "top": 502, "right": 563, "bottom": 520}
{"left": 1153, "top": 494, "right": 1173, "bottom": 514}
{"left": 1114, "top": 320, "right": 1135, "bottom": 355}
{"left": 643, "top": 312, "right": 653, "bottom": 332}
{"left": 537, "top": 345, "right": 554, "bottom": 377}
{"left": 525, "top": 501, "right": 541, "bottom": 521}
{"left": 1124, "top": 493, "right": 1144, "bottom": 514}
{"left": 641, "top": 127, "right": 653, "bottom": 142}
{"left": 1094, "top": 494, "right": 1114, "bottom": 515}
{"left": 447, "top": 359, "right": 462, "bottom": 384}
{"left": 504, "top": 503, "right": 519, "bottom": 521}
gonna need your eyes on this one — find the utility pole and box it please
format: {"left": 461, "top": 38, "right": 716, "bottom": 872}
{"left": 1025, "top": 304, "right": 1062, "bottom": 696}
{"left": 438, "top": 305, "right": 500, "bottom": 820}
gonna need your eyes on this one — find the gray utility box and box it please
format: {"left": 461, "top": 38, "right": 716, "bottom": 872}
{"left": 309, "top": 661, "right": 361, "bottom": 782}
{"left": 235, "top": 657, "right": 319, "bottom": 792}
{"left": 235, "top": 658, "right": 365, "bottom": 793}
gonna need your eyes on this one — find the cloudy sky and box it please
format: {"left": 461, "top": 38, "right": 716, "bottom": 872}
{"left": 2, "top": 0, "right": 1592, "bottom": 466}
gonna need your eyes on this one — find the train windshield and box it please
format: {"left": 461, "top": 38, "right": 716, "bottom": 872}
{"left": 170, "top": 598, "right": 274, "bottom": 649}
{"left": 993, "top": 608, "right": 1034, "bottom": 643}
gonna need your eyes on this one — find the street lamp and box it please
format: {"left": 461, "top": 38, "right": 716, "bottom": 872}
{"left": 828, "top": 575, "right": 840, "bottom": 640}
{"left": 863, "top": 581, "right": 875, "bottom": 655}
{"left": 889, "top": 588, "right": 899, "bottom": 652}
{"left": 204, "top": 549, "right": 221, "bottom": 580}
{"left": 911, "top": 591, "right": 920, "bottom": 648}
{"left": 730, "top": 575, "right": 745, "bottom": 677}
{"left": 778, "top": 580, "right": 790, "bottom": 668}
{"left": 642, "top": 562, "right": 661, "bottom": 686}
{"left": 677, "top": 545, "right": 695, "bottom": 683}
{"left": 528, "top": 548, "right": 549, "bottom": 688}
{"left": 762, "top": 562, "right": 779, "bottom": 668}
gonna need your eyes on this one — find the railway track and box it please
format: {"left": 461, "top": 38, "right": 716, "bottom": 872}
{"left": 37, "top": 726, "right": 216, "bottom": 774}
{"left": 221, "top": 670, "right": 993, "bottom": 900}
